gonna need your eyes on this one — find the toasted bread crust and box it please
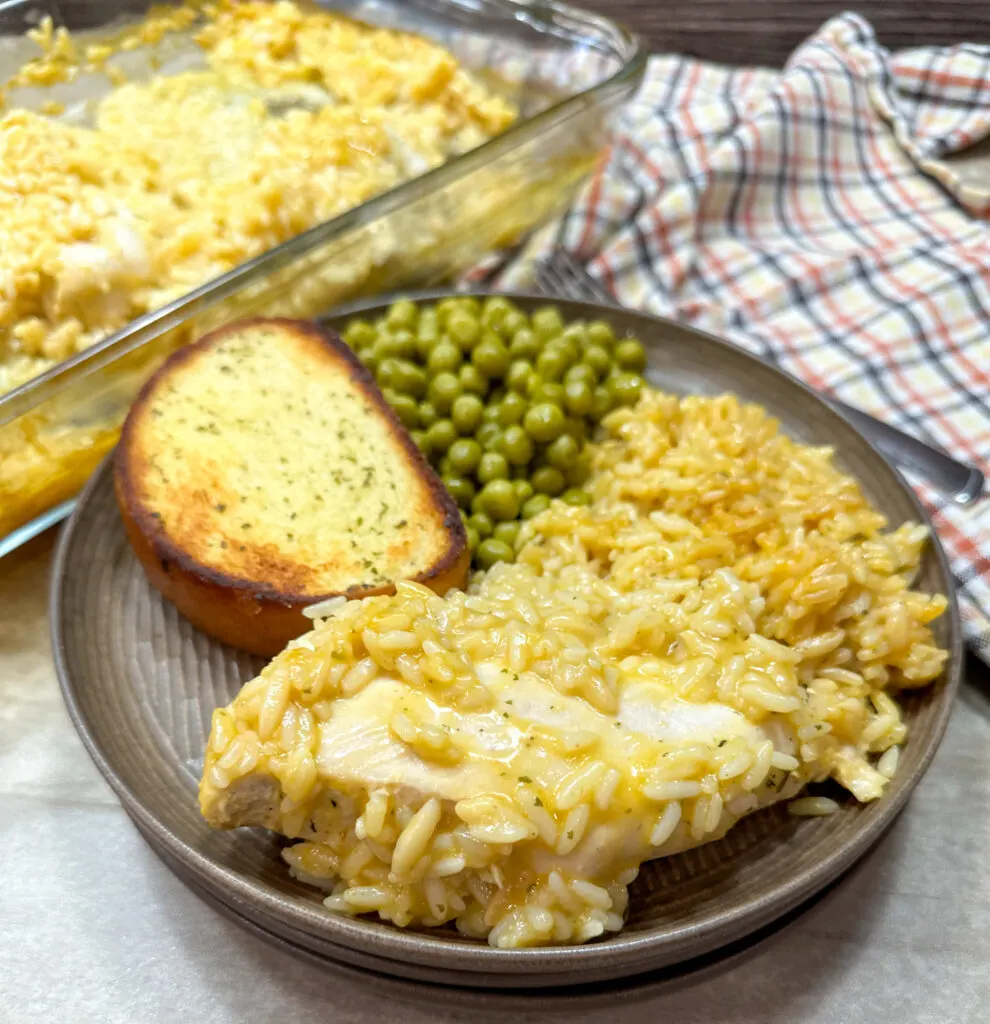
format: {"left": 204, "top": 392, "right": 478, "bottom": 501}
{"left": 115, "top": 318, "right": 469, "bottom": 656}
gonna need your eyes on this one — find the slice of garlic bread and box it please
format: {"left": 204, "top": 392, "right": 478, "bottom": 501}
{"left": 115, "top": 318, "right": 468, "bottom": 656}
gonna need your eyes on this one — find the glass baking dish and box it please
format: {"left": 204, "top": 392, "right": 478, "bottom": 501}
{"left": 0, "top": 0, "right": 645, "bottom": 553}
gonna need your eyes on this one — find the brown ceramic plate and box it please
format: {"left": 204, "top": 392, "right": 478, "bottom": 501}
{"left": 50, "top": 295, "right": 962, "bottom": 988}
{"left": 142, "top": 809, "right": 846, "bottom": 1004}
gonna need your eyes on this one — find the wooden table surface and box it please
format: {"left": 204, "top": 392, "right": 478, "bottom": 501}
{"left": 582, "top": 1, "right": 988, "bottom": 66}
{"left": 54, "top": 1, "right": 990, "bottom": 67}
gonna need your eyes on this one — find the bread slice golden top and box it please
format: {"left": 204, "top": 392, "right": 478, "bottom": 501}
{"left": 117, "top": 318, "right": 467, "bottom": 607}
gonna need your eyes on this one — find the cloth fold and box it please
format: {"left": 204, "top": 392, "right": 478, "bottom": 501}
{"left": 473, "top": 13, "right": 990, "bottom": 658}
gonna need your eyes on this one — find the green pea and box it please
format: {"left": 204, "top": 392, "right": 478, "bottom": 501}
{"left": 561, "top": 322, "right": 589, "bottom": 349}
{"left": 480, "top": 296, "right": 513, "bottom": 331}
{"left": 376, "top": 356, "right": 399, "bottom": 388}
{"left": 493, "top": 520, "right": 521, "bottom": 548}
{"left": 428, "top": 372, "right": 462, "bottom": 413}
{"left": 443, "top": 475, "right": 476, "bottom": 509}
{"left": 565, "top": 363, "right": 597, "bottom": 387}
{"left": 427, "top": 342, "right": 463, "bottom": 376}
{"left": 568, "top": 452, "right": 592, "bottom": 487}
{"left": 522, "top": 493, "right": 552, "bottom": 519}
{"left": 447, "top": 312, "right": 481, "bottom": 350}
{"left": 473, "top": 335, "right": 511, "bottom": 379}
{"left": 386, "top": 298, "right": 418, "bottom": 330}
{"left": 476, "top": 538, "right": 514, "bottom": 569}
{"left": 435, "top": 298, "right": 460, "bottom": 326}
{"left": 372, "top": 314, "right": 390, "bottom": 334}
{"left": 371, "top": 333, "right": 392, "bottom": 364}
{"left": 524, "top": 402, "right": 566, "bottom": 443}
{"left": 389, "top": 329, "right": 418, "bottom": 361}
{"left": 506, "top": 360, "right": 534, "bottom": 394}
{"left": 344, "top": 319, "right": 375, "bottom": 347}
{"left": 415, "top": 331, "right": 437, "bottom": 361}
{"left": 448, "top": 438, "right": 482, "bottom": 475}
{"left": 559, "top": 339, "right": 582, "bottom": 369}
{"left": 564, "top": 378, "right": 594, "bottom": 417}
{"left": 536, "top": 347, "right": 570, "bottom": 381}
{"left": 418, "top": 401, "right": 439, "bottom": 430}
{"left": 583, "top": 345, "right": 612, "bottom": 380}
{"left": 382, "top": 386, "right": 401, "bottom": 408}
{"left": 545, "top": 434, "right": 579, "bottom": 469}
{"left": 532, "top": 465, "right": 566, "bottom": 496}
{"left": 509, "top": 328, "right": 540, "bottom": 361}
{"left": 482, "top": 429, "right": 505, "bottom": 453}
{"left": 410, "top": 429, "right": 426, "bottom": 450}
{"left": 564, "top": 416, "right": 588, "bottom": 443}
{"left": 482, "top": 403, "right": 503, "bottom": 424}
{"left": 608, "top": 372, "right": 644, "bottom": 407}
{"left": 562, "top": 488, "right": 591, "bottom": 506}
{"left": 451, "top": 394, "right": 484, "bottom": 435}
{"left": 438, "top": 455, "right": 454, "bottom": 477}
{"left": 475, "top": 422, "right": 501, "bottom": 449}
{"left": 502, "top": 309, "right": 528, "bottom": 339}
{"left": 479, "top": 479, "right": 519, "bottom": 521}
{"left": 498, "top": 392, "right": 527, "bottom": 426}
{"left": 458, "top": 296, "right": 481, "bottom": 316}
{"left": 391, "top": 394, "right": 420, "bottom": 429}
{"left": 490, "top": 387, "right": 507, "bottom": 405}
{"left": 459, "top": 364, "right": 488, "bottom": 396}
{"left": 588, "top": 320, "right": 615, "bottom": 348}
{"left": 469, "top": 512, "right": 494, "bottom": 540}
{"left": 357, "top": 346, "right": 377, "bottom": 373}
{"left": 391, "top": 360, "right": 427, "bottom": 398}
{"left": 591, "top": 385, "right": 614, "bottom": 420}
{"left": 615, "top": 339, "right": 647, "bottom": 373}
{"left": 532, "top": 306, "right": 564, "bottom": 341}
{"left": 513, "top": 478, "right": 534, "bottom": 503}
{"left": 501, "top": 424, "right": 534, "bottom": 466}
{"left": 478, "top": 451, "right": 509, "bottom": 483}
{"left": 465, "top": 526, "right": 480, "bottom": 553}
{"left": 426, "top": 419, "right": 457, "bottom": 454}
{"left": 532, "top": 381, "right": 566, "bottom": 408}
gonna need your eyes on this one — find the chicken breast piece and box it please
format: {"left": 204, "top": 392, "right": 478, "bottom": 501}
{"left": 201, "top": 636, "right": 809, "bottom": 946}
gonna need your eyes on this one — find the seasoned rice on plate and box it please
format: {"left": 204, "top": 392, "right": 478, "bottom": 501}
{"left": 200, "top": 388, "right": 947, "bottom": 948}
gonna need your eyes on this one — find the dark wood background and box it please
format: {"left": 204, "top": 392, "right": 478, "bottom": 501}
{"left": 44, "top": 2, "right": 989, "bottom": 66}
{"left": 583, "top": 1, "right": 988, "bottom": 65}
{"left": 31, "top": 2, "right": 989, "bottom": 65}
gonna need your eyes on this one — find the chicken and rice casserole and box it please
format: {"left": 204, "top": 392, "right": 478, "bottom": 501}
{"left": 201, "top": 390, "right": 948, "bottom": 948}
{"left": 0, "top": 0, "right": 517, "bottom": 394}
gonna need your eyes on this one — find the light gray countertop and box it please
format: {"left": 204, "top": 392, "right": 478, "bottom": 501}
{"left": 2, "top": 532, "right": 988, "bottom": 1024}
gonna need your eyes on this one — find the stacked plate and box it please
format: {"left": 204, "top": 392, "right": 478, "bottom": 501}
{"left": 50, "top": 297, "right": 962, "bottom": 989}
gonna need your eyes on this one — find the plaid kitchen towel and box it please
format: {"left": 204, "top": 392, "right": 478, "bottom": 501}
{"left": 474, "top": 13, "right": 990, "bottom": 661}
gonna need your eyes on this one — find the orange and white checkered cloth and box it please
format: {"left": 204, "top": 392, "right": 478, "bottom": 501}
{"left": 478, "top": 14, "right": 990, "bottom": 660}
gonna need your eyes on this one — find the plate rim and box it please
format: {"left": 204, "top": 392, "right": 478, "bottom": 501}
{"left": 50, "top": 293, "right": 964, "bottom": 982}
{"left": 135, "top": 806, "right": 862, "bottom": 997}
